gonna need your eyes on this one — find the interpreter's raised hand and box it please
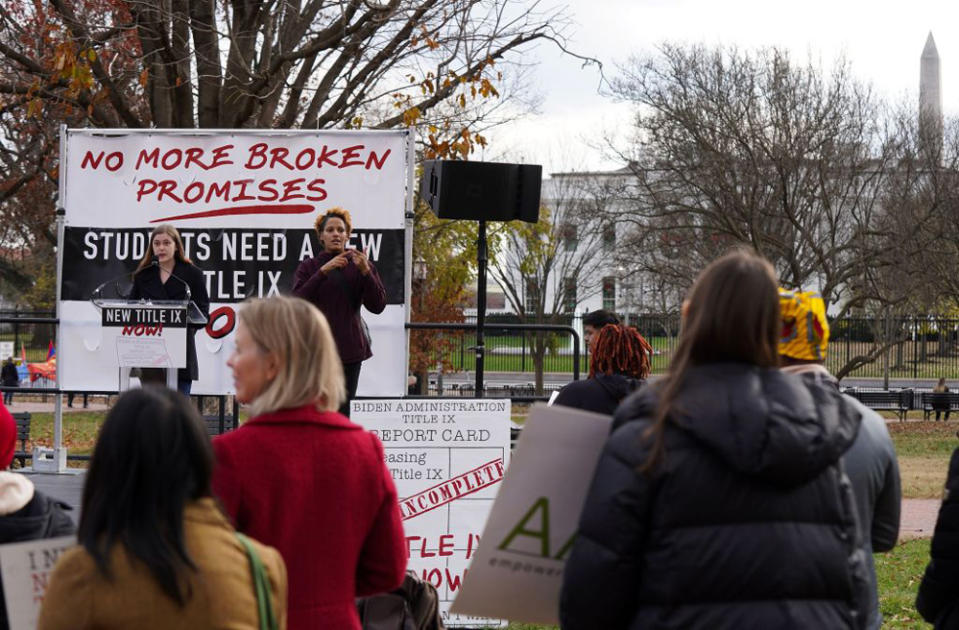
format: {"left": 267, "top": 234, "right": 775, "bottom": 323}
{"left": 320, "top": 251, "right": 350, "bottom": 275}
{"left": 349, "top": 248, "right": 371, "bottom": 275}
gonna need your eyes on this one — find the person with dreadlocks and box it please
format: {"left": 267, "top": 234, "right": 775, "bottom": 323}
{"left": 552, "top": 324, "right": 652, "bottom": 416}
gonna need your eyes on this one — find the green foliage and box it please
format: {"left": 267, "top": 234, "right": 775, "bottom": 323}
{"left": 412, "top": 201, "right": 480, "bottom": 296}
{"left": 18, "top": 246, "right": 57, "bottom": 310}
{"left": 410, "top": 198, "right": 488, "bottom": 376}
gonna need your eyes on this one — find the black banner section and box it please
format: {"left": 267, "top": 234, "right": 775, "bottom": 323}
{"left": 62, "top": 227, "right": 406, "bottom": 305}
{"left": 102, "top": 306, "right": 187, "bottom": 328}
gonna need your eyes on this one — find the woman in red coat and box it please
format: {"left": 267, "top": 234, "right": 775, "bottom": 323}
{"left": 212, "top": 296, "right": 406, "bottom": 630}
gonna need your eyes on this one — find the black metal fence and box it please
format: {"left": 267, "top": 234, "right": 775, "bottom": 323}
{"left": 416, "top": 313, "right": 959, "bottom": 392}
{"left": 9, "top": 310, "right": 959, "bottom": 398}
{"left": 0, "top": 309, "right": 57, "bottom": 364}
{"left": 408, "top": 320, "right": 581, "bottom": 399}
{"left": 630, "top": 314, "right": 959, "bottom": 380}
{"left": 641, "top": 314, "right": 959, "bottom": 381}
{"left": 422, "top": 317, "right": 586, "bottom": 375}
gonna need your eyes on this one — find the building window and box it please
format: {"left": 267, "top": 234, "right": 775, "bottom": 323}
{"left": 563, "top": 276, "right": 577, "bottom": 313}
{"left": 486, "top": 291, "right": 506, "bottom": 310}
{"left": 603, "top": 223, "right": 616, "bottom": 251}
{"left": 525, "top": 278, "right": 541, "bottom": 315}
{"left": 602, "top": 276, "right": 616, "bottom": 312}
{"left": 561, "top": 223, "right": 578, "bottom": 251}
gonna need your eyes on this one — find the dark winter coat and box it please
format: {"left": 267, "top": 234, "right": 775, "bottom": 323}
{"left": 560, "top": 362, "right": 869, "bottom": 630}
{"left": 553, "top": 373, "right": 644, "bottom": 416}
{"left": 0, "top": 362, "right": 17, "bottom": 388}
{"left": 784, "top": 364, "right": 901, "bottom": 630}
{"left": 291, "top": 252, "right": 386, "bottom": 365}
{"left": 0, "top": 491, "right": 74, "bottom": 543}
{"left": 129, "top": 260, "right": 210, "bottom": 382}
{"left": 917, "top": 447, "right": 959, "bottom": 628}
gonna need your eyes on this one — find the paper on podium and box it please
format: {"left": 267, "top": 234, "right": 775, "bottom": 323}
{"left": 115, "top": 336, "right": 173, "bottom": 368}
{"left": 450, "top": 403, "right": 612, "bottom": 625}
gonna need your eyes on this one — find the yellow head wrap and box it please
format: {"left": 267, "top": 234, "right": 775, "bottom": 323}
{"left": 778, "top": 288, "right": 829, "bottom": 362}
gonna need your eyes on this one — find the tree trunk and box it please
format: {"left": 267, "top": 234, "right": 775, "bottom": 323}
{"left": 189, "top": 0, "right": 222, "bottom": 127}
{"left": 416, "top": 369, "right": 429, "bottom": 395}
{"left": 533, "top": 332, "right": 546, "bottom": 396}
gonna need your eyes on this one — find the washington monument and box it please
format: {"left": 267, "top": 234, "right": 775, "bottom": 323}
{"left": 920, "top": 31, "right": 942, "bottom": 140}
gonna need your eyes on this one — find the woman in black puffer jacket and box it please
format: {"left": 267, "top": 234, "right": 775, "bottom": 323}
{"left": 559, "top": 251, "right": 869, "bottom": 630}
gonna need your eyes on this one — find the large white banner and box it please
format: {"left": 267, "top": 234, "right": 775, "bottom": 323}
{"left": 59, "top": 129, "right": 411, "bottom": 395}
{"left": 352, "top": 399, "right": 511, "bottom": 628}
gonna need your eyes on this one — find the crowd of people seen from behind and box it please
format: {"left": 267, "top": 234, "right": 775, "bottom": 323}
{"left": 9, "top": 225, "right": 959, "bottom": 628}
{"left": 557, "top": 251, "right": 940, "bottom": 630}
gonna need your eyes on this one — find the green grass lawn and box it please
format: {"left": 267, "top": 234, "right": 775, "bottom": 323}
{"left": 877, "top": 538, "right": 932, "bottom": 629}
{"left": 886, "top": 418, "right": 955, "bottom": 498}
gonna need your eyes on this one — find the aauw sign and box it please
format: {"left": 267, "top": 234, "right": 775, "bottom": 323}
{"left": 450, "top": 404, "right": 611, "bottom": 625}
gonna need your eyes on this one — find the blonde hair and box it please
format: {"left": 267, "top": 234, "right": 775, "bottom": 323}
{"left": 134, "top": 224, "right": 191, "bottom": 275}
{"left": 238, "top": 296, "right": 345, "bottom": 416}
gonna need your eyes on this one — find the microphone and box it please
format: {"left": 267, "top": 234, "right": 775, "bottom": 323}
{"left": 133, "top": 256, "right": 158, "bottom": 275}
{"left": 163, "top": 264, "right": 192, "bottom": 302}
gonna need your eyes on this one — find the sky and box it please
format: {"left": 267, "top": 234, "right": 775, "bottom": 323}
{"left": 483, "top": 0, "right": 959, "bottom": 176}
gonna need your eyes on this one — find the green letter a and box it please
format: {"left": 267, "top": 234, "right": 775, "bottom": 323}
{"left": 498, "top": 496, "right": 550, "bottom": 557}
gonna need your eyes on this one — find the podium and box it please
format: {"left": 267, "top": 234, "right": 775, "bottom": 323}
{"left": 91, "top": 298, "right": 207, "bottom": 391}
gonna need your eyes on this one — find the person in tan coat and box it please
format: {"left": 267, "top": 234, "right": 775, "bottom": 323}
{"left": 38, "top": 387, "right": 287, "bottom": 630}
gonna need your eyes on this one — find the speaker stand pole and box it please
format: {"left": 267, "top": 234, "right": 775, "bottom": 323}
{"left": 475, "top": 219, "right": 487, "bottom": 398}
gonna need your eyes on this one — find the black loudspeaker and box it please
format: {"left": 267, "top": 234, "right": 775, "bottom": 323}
{"left": 419, "top": 160, "right": 542, "bottom": 223}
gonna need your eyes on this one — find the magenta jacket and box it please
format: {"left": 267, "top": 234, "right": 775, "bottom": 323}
{"left": 291, "top": 252, "right": 386, "bottom": 364}
{"left": 212, "top": 405, "right": 407, "bottom": 630}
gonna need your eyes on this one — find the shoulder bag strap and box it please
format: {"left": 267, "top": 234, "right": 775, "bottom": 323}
{"left": 236, "top": 532, "right": 279, "bottom": 630}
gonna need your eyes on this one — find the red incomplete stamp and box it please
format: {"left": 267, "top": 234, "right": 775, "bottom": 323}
{"left": 400, "top": 458, "right": 505, "bottom": 521}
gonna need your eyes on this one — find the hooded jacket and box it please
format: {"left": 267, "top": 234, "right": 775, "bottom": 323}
{"left": 553, "top": 373, "right": 644, "bottom": 416}
{"left": 0, "top": 473, "right": 74, "bottom": 542}
{"left": 560, "top": 363, "right": 869, "bottom": 630}
{"left": 783, "top": 363, "right": 900, "bottom": 630}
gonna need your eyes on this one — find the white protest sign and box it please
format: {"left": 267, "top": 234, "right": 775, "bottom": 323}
{"left": 0, "top": 343, "right": 12, "bottom": 361}
{"left": 352, "top": 399, "right": 511, "bottom": 628}
{"left": 450, "top": 403, "right": 612, "bottom": 625}
{"left": 0, "top": 536, "right": 76, "bottom": 630}
{"left": 59, "top": 128, "right": 411, "bottom": 396}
